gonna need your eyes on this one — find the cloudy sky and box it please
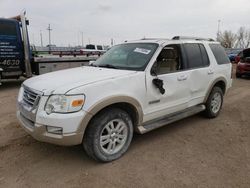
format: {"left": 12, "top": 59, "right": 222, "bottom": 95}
{"left": 1, "top": 0, "right": 250, "bottom": 46}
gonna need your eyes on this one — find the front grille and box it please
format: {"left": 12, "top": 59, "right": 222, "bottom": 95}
{"left": 23, "top": 87, "right": 40, "bottom": 107}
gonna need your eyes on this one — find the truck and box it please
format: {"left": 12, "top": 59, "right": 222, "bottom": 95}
{"left": 0, "top": 12, "right": 31, "bottom": 80}
{"left": 0, "top": 12, "right": 97, "bottom": 84}
{"left": 80, "top": 44, "right": 106, "bottom": 56}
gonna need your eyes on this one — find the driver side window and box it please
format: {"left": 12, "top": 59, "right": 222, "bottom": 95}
{"left": 154, "top": 44, "right": 183, "bottom": 75}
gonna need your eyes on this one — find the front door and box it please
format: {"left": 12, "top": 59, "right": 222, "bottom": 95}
{"left": 144, "top": 44, "right": 190, "bottom": 122}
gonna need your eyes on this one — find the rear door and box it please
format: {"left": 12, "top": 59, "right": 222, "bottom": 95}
{"left": 182, "top": 43, "right": 213, "bottom": 107}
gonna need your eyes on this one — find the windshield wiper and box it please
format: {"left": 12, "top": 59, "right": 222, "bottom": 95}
{"left": 98, "top": 64, "right": 118, "bottom": 69}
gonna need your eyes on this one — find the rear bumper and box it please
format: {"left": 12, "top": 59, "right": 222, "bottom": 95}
{"left": 17, "top": 110, "right": 84, "bottom": 146}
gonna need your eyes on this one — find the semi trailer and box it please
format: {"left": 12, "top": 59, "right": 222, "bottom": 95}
{"left": 0, "top": 12, "right": 97, "bottom": 84}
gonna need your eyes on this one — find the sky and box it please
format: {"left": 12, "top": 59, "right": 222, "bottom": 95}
{"left": 0, "top": 0, "right": 250, "bottom": 47}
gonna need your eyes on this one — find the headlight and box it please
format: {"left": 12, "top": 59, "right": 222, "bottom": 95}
{"left": 18, "top": 86, "right": 24, "bottom": 102}
{"left": 45, "top": 95, "right": 85, "bottom": 114}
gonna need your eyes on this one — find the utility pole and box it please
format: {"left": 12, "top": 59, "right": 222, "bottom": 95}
{"left": 77, "top": 32, "right": 80, "bottom": 46}
{"left": 47, "top": 24, "right": 52, "bottom": 53}
{"left": 40, "top": 30, "right": 43, "bottom": 47}
{"left": 217, "top": 20, "right": 221, "bottom": 40}
{"left": 80, "top": 31, "right": 84, "bottom": 47}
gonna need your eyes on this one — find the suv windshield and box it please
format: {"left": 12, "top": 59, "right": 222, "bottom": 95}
{"left": 93, "top": 43, "right": 158, "bottom": 71}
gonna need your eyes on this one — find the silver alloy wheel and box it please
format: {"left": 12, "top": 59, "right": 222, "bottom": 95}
{"left": 211, "top": 92, "right": 222, "bottom": 114}
{"left": 99, "top": 119, "right": 128, "bottom": 155}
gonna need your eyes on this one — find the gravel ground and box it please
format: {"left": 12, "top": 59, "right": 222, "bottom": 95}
{"left": 0, "top": 67, "right": 250, "bottom": 188}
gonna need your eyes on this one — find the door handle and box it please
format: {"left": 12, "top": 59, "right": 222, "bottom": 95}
{"left": 177, "top": 75, "right": 188, "bottom": 81}
{"left": 208, "top": 69, "right": 214, "bottom": 75}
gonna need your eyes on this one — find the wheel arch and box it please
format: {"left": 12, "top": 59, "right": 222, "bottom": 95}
{"left": 79, "top": 96, "right": 144, "bottom": 137}
{"left": 203, "top": 77, "right": 227, "bottom": 103}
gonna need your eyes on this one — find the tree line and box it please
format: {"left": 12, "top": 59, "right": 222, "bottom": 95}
{"left": 217, "top": 27, "right": 250, "bottom": 49}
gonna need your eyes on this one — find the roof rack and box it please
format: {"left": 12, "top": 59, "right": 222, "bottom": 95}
{"left": 140, "top": 38, "right": 169, "bottom": 41}
{"left": 172, "top": 36, "right": 215, "bottom": 41}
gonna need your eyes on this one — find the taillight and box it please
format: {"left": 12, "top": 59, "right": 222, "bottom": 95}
{"left": 235, "top": 56, "right": 241, "bottom": 63}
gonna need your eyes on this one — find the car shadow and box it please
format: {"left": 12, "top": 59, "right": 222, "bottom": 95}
{"left": 17, "top": 114, "right": 205, "bottom": 166}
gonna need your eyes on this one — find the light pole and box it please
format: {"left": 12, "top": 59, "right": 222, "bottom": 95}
{"left": 40, "top": 30, "right": 43, "bottom": 47}
{"left": 80, "top": 31, "right": 84, "bottom": 47}
{"left": 47, "top": 24, "right": 52, "bottom": 53}
{"left": 217, "top": 20, "right": 221, "bottom": 40}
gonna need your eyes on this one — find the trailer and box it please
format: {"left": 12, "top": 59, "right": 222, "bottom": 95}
{"left": 0, "top": 12, "right": 97, "bottom": 84}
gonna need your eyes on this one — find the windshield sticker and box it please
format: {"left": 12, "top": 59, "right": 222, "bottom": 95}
{"left": 134, "top": 48, "right": 151, "bottom": 55}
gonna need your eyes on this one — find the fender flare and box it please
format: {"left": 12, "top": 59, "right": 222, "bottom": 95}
{"left": 203, "top": 77, "right": 227, "bottom": 103}
{"left": 78, "top": 95, "right": 143, "bottom": 136}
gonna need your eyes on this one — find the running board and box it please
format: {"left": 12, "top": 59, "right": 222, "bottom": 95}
{"left": 138, "top": 104, "right": 206, "bottom": 134}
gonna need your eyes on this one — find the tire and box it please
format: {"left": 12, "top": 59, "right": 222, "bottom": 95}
{"left": 83, "top": 108, "right": 133, "bottom": 162}
{"left": 236, "top": 73, "right": 241, "bottom": 78}
{"left": 204, "top": 86, "right": 223, "bottom": 118}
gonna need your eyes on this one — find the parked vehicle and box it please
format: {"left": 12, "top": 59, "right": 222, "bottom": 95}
{"left": 235, "top": 51, "right": 243, "bottom": 63}
{"left": 236, "top": 48, "right": 250, "bottom": 78}
{"left": 17, "top": 36, "right": 232, "bottom": 162}
{"left": 80, "top": 44, "right": 106, "bottom": 56}
{"left": 227, "top": 49, "right": 242, "bottom": 62}
{"left": 0, "top": 12, "right": 31, "bottom": 80}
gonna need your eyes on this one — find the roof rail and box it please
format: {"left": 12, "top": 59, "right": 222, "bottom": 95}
{"left": 140, "top": 38, "right": 169, "bottom": 41}
{"left": 172, "top": 36, "right": 215, "bottom": 41}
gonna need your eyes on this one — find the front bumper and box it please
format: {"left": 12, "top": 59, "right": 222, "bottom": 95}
{"left": 17, "top": 110, "right": 85, "bottom": 146}
{"left": 17, "top": 93, "right": 92, "bottom": 146}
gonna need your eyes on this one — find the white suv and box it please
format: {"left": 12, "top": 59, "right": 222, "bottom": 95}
{"left": 17, "top": 37, "right": 232, "bottom": 162}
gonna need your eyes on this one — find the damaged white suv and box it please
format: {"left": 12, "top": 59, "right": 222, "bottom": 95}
{"left": 17, "top": 37, "right": 232, "bottom": 162}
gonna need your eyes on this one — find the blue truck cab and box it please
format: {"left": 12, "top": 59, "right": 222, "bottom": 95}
{"left": 0, "top": 12, "right": 32, "bottom": 81}
{"left": 0, "top": 18, "right": 25, "bottom": 78}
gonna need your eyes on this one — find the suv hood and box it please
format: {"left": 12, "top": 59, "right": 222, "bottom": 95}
{"left": 23, "top": 66, "right": 136, "bottom": 95}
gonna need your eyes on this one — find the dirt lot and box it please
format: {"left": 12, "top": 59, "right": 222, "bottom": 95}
{"left": 0, "top": 68, "right": 250, "bottom": 188}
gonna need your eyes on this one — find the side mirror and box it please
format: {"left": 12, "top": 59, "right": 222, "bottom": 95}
{"left": 153, "top": 78, "right": 165, "bottom": 94}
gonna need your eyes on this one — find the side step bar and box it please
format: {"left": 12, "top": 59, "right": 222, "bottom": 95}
{"left": 138, "top": 104, "right": 206, "bottom": 134}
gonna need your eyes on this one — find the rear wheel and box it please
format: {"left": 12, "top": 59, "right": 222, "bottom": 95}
{"left": 204, "top": 86, "right": 223, "bottom": 118}
{"left": 83, "top": 108, "right": 133, "bottom": 162}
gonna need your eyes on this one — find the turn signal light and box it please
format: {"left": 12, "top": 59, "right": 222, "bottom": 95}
{"left": 71, "top": 99, "right": 84, "bottom": 107}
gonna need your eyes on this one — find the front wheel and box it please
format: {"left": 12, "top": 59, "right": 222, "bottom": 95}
{"left": 204, "top": 86, "right": 223, "bottom": 118}
{"left": 83, "top": 108, "right": 133, "bottom": 162}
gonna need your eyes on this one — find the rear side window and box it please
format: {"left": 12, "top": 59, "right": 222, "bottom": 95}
{"left": 209, "top": 44, "right": 230, "bottom": 64}
{"left": 184, "top": 43, "right": 210, "bottom": 69}
{"left": 0, "top": 21, "right": 17, "bottom": 36}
